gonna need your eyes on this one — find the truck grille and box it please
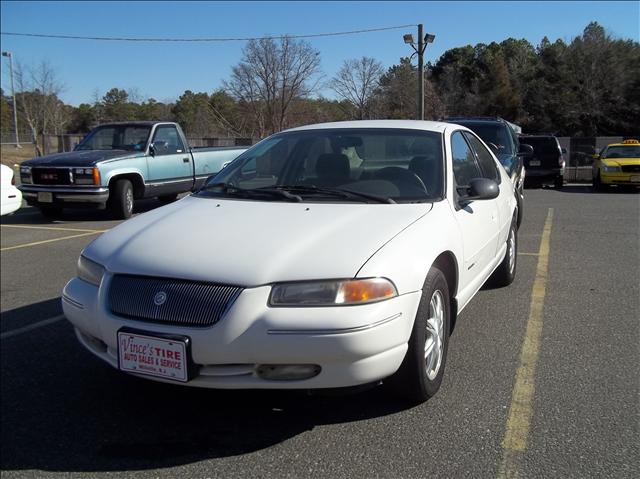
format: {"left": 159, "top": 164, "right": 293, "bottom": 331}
{"left": 32, "top": 167, "right": 72, "bottom": 185}
{"left": 621, "top": 165, "right": 640, "bottom": 173}
{"left": 108, "top": 275, "right": 243, "bottom": 327}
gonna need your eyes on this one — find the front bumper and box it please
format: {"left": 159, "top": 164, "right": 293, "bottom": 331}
{"left": 19, "top": 185, "right": 110, "bottom": 206}
{"left": 62, "top": 275, "right": 422, "bottom": 389}
{"left": 600, "top": 172, "right": 640, "bottom": 185}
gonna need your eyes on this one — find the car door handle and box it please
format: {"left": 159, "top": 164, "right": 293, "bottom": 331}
{"left": 183, "top": 157, "right": 190, "bottom": 163}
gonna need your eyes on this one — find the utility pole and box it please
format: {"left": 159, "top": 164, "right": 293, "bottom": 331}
{"left": 403, "top": 25, "right": 436, "bottom": 121}
{"left": 417, "top": 24, "right": 424, "bottom": 121}
{"left": 2, "top": 51, "right": 21, "bottom": 148}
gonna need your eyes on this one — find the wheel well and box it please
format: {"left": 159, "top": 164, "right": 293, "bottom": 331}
{"left": 432, "top": 251, "right": 459, "bottom": 334}
{"left": 109, "top": 174, "right": 144, "bottom": 199}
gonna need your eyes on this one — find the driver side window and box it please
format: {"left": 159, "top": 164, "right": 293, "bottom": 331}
{"left": 152, "top": 126, "right": 184, "bottom": 156}
{"left": 451, "top": 131, "right": 482, "bottom": 186}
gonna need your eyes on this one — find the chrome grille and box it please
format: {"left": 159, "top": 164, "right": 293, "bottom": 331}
{"left": 621, "top": 165, "right": 640, "bottom": 173}
{"left": 108, "top": 275, "right": 243, "bottom": 327}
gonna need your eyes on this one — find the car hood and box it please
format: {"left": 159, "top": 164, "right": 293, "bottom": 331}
{"left": 84, "top": 195, "right": 433, "bottom": 286}
{"left": 22, "top": 150, "right": 143, "bottom": 167}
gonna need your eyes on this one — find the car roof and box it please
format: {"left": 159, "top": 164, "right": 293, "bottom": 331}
{"left": 284, "top": 120, "right": 450, "bottom": 134}
{"left": 605, "top": 139, "right": 640, "bottom": 147}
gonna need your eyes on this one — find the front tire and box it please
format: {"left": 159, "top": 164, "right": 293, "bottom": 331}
{"left": 491, "top": 217, "right": 518, "bottom": 287}
{"left": 108, "top": 179, "right": 134, "bottom": 219}
{"left": 389, "top": 267, "right": 451, "bottom": 403}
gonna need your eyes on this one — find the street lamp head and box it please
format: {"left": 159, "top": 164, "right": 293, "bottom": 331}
{"left": 1, "top": 51, "right": 12, "bottom": 57}
{"left": 403, "top": 34, "right": 415, "bottom": 45}
{"left": 424, "top": 34, "right": 436, "bottom": 44}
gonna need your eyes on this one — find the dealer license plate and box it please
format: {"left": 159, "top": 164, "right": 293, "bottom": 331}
{"left": 38, "top": 192, "right": 53, "bottom": 203}
{"left": 630, "top": 175, "right": 640, "bottom": 183}
{"left": 117, "top": 330, "right": 189, "bottom": 382}
{"left": 529, "top": 160, "right": 541, "bottom": 167}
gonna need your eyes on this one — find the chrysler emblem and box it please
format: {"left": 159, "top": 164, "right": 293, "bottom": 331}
{"left": 153, "top": 291, "right": 167, "bottom": 306}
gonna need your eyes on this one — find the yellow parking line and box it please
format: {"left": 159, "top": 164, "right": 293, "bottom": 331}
{"left": 517, "top": 252, "right": 540, "bottom": 256}
{"left": 1, "top": 224, "right": 105, "bottom": 233}
{"left": 0, "top": 231, "right": 103, "bottom": 251}
{"left": 498, "top": 208, "right": 554, "bottom": 479}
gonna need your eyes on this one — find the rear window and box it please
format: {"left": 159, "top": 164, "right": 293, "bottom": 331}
{"left": 521, "top": 137, "right": 560, "bottom": 155}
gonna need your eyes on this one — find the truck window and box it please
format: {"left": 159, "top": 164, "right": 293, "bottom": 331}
{"left": 152, "top": 125, "right": 185, "bottom": 156}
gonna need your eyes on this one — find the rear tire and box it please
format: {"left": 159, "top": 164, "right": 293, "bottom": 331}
{"left": 388, "top": 267, "right": 450, "bottom": 404}
{"left": 491, "top": 217, "right": 518, "bottom": 287}
{"left": 108, "top": 179, "right": 134, "bottom": 219}
{"left": 554, "top": 175, "right": 564, "bottom": 188}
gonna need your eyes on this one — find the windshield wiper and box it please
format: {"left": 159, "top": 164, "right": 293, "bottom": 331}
{"left": 273, "top": 185, "right": 395, "bottom": 204}
{"left": 200, "top": 182, "right": 302, "bottom": 202}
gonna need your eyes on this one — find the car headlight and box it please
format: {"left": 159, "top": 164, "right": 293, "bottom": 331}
{"left": 601, "top": 164, "right": 621, "bottom": 173}
{"left": 269, "top": 278, "right": 398, "bottom": 307}
{"left": 77, "top": 255, "right": 105, "bottom": 286}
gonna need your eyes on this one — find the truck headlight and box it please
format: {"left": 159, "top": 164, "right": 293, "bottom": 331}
{"left": 77, "top": 255, "right": 105, "bottom": 286}
{"left": 73, "top": 167, "right": 101, "bottom": 185}
{"left": 20, "top": 166, "right": 32, "bottom": 184}
{"left": 269, "top": 278, "right": 398, "bottom": 307}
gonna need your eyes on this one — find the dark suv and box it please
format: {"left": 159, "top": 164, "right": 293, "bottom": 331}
{"left": 443, "top": 117, "right": 530, "bottom": 227}
{"left": 518, "top": 134, "right": 565, "bottom": 188}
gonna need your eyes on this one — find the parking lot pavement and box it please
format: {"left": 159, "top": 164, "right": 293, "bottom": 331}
{"left": 1, "top": 186, "right": 638, "bottom": 478}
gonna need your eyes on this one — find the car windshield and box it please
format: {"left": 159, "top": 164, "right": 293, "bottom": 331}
{"left": 521, "top": 137, "right": 559, "bottom": 154}
{"left": 458, "top": 123, "right": 515, "bottom": 155}
{"left": 75, "top": 125, "right": 151, "bottom": 151}
{"left": 603, "top": 146, "right": 640, "bottom": 159}
{"left": 197, "top": 128, "right": 444, "bottom": 203}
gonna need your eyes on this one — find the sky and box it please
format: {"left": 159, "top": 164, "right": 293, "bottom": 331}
{"left": 0, "top": 1, "right": 638, "bottom": 106}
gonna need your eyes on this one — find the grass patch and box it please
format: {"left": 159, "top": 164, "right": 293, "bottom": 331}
{"left": 1, "top": 144, "right": 37, "bottom": 167}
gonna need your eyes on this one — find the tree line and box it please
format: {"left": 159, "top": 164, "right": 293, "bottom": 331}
{"left": 1, "top": 21, "right": 638, "bottom": 150}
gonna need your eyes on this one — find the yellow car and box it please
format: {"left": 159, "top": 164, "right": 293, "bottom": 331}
{"left": 593, "top": 139, "right": 640, "bottom": 189}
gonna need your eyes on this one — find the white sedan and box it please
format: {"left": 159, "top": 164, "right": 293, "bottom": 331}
{"left": 1, "top": 164, "right": 22, "bottom": 216}
{"left": 63, "top": 120, "right": 518, "bottom": 402}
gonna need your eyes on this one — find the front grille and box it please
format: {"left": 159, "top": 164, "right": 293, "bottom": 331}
{"left": 32, "top": 167, "right": 72, "bottom": 185}
{"left": 621, "top": 164, "right": 640, "bottom": 173}
{"left": 108, "top": 275, "right": 243, "bottom": 327}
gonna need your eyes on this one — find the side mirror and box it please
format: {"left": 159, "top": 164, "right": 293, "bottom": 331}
{"left": 149, "top": 143, "right": 156, "bottom": 157}
{"left": 458, "top": 178, "right": 499, "bottom": 205}
{"left": 561, "top": 148, "right": 567, "bottom": 154}
{"left": 518, "top": 143, "right": 534, "bottom": 156}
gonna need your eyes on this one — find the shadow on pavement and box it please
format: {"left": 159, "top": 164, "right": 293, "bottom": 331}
{"left": 1, "top": 198, "right": 173, "bottom": 225}
{"left": 1, "top": 299, "right": 416, "bottom": 473}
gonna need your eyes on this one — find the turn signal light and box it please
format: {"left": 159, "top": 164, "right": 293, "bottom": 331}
{"left": 92, "top": 168, "right": 101, "bottom": 186}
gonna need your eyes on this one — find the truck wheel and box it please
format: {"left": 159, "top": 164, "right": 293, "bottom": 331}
{"left": 554, "top": 175, "right": 564, "bottom": 188}
{"left": 39, "top": 206, "right": 63, "bottom": 219}
{"left": 491, "top": 217, "right": 518, "bottom": 287}
{"left": 109, "top": 179, "right": 134, "bottom": 219}
{"left": 158, "top": 194, "right": 178, "bottom": 204}
{"left": 388, "top": 267, "right": 450, "bottom": 403}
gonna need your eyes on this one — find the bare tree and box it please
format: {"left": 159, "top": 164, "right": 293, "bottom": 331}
{"left": 224, "top": 36, "right": 322, "bottom": 136}
{"left": 329, "top": 57, "right": 384, "bottom": 120}
{"left": 15, "top": 60, "right": 66, "bottom": 154}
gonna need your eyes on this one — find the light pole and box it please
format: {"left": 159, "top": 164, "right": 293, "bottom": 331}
{"left": 403, "top": 25, "right": 435, "bottom": 120}
{"left": 2, "top": 51, "right": 21, "bottom": 148}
